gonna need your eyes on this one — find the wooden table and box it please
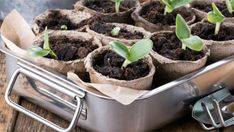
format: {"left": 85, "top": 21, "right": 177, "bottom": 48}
{"left": 0, "top": 24, "right": 233, "bottom": 132}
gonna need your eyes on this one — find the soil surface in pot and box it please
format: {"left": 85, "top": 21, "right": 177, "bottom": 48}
{"left": 35, "top": 10, "right": 81, "bottom": 32}
{"left": 93, "top": 50, "right": 150, "bottom": 80}
{"left": 140, "top": 1, "right": 193, "bottom": 26}
{"left": 39, "top": 36, "right": 98, "bottom": 61}
{"left": 192, "top": 2, "right": 234, "bottom": 17}
{"left": 151, "top": 33, "right": 205, "bottom": 61}
{"left": 89, "top": 21, "right": 144, "bottom": 39}
{"left": 192, "top": 23, "right": 234, "bottom": 41}
{"left": 84, "top": 0, "right": 128, "bottom": 13}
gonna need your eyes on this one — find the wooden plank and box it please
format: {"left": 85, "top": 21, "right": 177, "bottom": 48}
{"left": 159, "top": 116, "right": 218, "bottom": 132}
{"left": 0, "top": 22, "right": 19, "bottom": 132}
{"left": 0, "top": 53, "right": 19, "bottom": 132}
{"left": 222, "top": 125, "right": 234, "bottom": 132}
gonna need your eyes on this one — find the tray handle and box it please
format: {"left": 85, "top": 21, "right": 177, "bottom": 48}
{"left": 5, "top": 68, "right": 83, "bottom": 132}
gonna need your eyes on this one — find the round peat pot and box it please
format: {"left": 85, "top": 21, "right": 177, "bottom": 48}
{"left": 0, "top": 0, "right": 77, "bottom": 24}
{"left": 131, "top": 0, "right": 196, "bottom": 32}
{"left": 191, "top": 22, "right": 234, "bottom": 62}
{"left": 74, "top": 0, "right": 139, "bottom": 23}
{"left": 190, "top": 0, "right": 234, "bottom": 22}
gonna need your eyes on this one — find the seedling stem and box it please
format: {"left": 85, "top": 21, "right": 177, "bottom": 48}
{"left": 215, "top": 22, "right": 221, "bottom": 35}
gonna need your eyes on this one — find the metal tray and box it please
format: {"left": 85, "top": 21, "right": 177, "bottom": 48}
{"left": 1, "top": 41, "right": 234, "bottom": 131}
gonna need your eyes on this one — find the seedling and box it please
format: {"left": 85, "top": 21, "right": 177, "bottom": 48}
{"left": 111, "top": 27, "right": 121, "bottom": 36}
{"left": 162, "top": 0, "right": 193, "bottom": 15}
{"left": 110, "top": 39, "right": 153, "bottom": 68}
{"left": 226, "top": 0, "right": 234, "bottom": 14}
{"left": 112, "top": 0, "right": 124, "bottom": 15}
{"left": 207, "top": 3, "right": 225, "bottom": 35}
{"left": 28, "top": 27, "right": 58, "bottom": 59}
{"left": 176, "top": 14, "right": 203, "bottom": 51}
{"left": 61, "top": 25, "right": 68, "bottom": 30}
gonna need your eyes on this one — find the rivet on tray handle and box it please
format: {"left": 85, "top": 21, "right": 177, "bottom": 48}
{"left": 5, "top": 68, "right": 83, "bottom": 132}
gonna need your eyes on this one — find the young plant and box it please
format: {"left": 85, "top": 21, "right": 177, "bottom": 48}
{"left": 110, "top": 39, "right": 153, "bottom": 68}
{"left": 112, "top": 0, "right": 124, "bottom": 15}
{"left": 162, "top": 0, "right": 193, "bottom": 15}
{"left": 176, "top": 14, "right": 203, "bottom": 51}
{"left": 61, "top": 25, "right": 68, "bottom": 30}
{"left": 28, "top": 27, "right": 58, "bottom": 59}
{"left": 226, "top": 0, "right": 234, "bottom": 14}
{"left": 111, "top": 27, "right": 121, "bottom": 36}
{"left": 207, "top": 3, "right": 225, "bottom": 35}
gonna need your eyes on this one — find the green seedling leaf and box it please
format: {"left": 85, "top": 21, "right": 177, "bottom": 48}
{"left": 181, "top": 36, "right": 204, "bottom": 52}
{"left": 28, "top": 26, "right": 58, "bottom": 59}
{"left": 128, "top": 39, "right": 153, "bottom": 62}
{"left": 28, "top": 46, "right": 50, "bottom": 57}
{"left": 112, "top": 0, "right": 124, "bottom": 15}
{"left": 176, "top": 14, "right": 190, "bottom": 40}
{"left": 162, "top": 0, "right": 193, "bottom": 15}
{"left": 207, "top": 3, "right": 225, "bottom": 23}
{"left": 207, "top": 3, "right": 225, "bottom": 35}
{"left": 175, "top": 14, "right": 204, "bottom": 52}
{"left": 110, "top": 41, "right": 129, "bottom": 59}
{"left": 61, "top": 25, "right": 68, "bottom": 30}
{"left": 110, "top": 39, "right": 153, "bottom": 68}
{"left": 226, "top": 0, "right": 234, "bottom": 14}
{"left": 111, "top": 27, "right": 121, "bottom": 36}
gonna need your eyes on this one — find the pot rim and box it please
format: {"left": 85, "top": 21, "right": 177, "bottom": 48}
{"left": 131, "top": 0, "right": 196, "bottom": 29}
{"left": 74, "top": 0, "right": 140, "bottom": 15}
{"left": 86, "top": 22, "right": 152, "bottom": 44}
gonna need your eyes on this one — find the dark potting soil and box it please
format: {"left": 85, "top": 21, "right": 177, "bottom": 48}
{"left": 40, "top": 36, "right": 98, "bottom": 61}
{"left": 85, "top": 0, "right": 128, "bottom": 13}
{"left": 151, "top": 33, "right": 205, "bottom": 61}
{"left": 140, "top": 1, "right": 193, "bottom": 26}
{"left": 93, "top": 50, "right": 150, "bottom": 80}
{"left": 35, "top": 10, "right": 80, "bottom": 32}
{"left": 192, "top": 23, "right": 234, "bottom": 41}
{"left": 89, "top": 21, "right": 144, "bottom": 39}
{"left": 192, "top": 2, "right": 234, "bottom": 17}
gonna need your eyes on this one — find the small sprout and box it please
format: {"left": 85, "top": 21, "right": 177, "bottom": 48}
{"left": 226, "top": 0, "right": 234, "bottom": 14}
{"left": 176, "top": 14, "right": 204, "bottom": 51}
{"left": 110, "top": 39, "right": 153, "bottom": 68}
{"left": 61, "top": 25, "right": 68, "bottom": 30}
{"left": 111, "top": 27, "right": 121, "bottom": 36}
{"left": 28, "top": 27, "right": 58, "bottom": 59}
{"left": 207, "top": 3, "right": 225, "bottom": 35}
{"left": 162, "top": 0, "right": 193, "bottom": 15}
{"left": 112, "top": 0, "right": 124, "bottom": 15}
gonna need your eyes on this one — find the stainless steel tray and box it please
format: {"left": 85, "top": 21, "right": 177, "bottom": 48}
{"left": 1, "top": 41, "right": 234, "bottom": 131}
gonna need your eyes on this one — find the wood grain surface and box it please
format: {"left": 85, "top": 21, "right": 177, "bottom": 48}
{"left": 0, "top": 22, "right": 234, "bottom": 132}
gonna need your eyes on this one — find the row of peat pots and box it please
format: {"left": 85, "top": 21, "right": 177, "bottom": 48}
{"left": 27, "top": 0, "right": 234, "bottom": 91}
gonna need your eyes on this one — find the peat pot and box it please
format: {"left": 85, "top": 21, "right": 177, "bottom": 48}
{"left": 0, "top": 0, "right": 77, "bottom": 24}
